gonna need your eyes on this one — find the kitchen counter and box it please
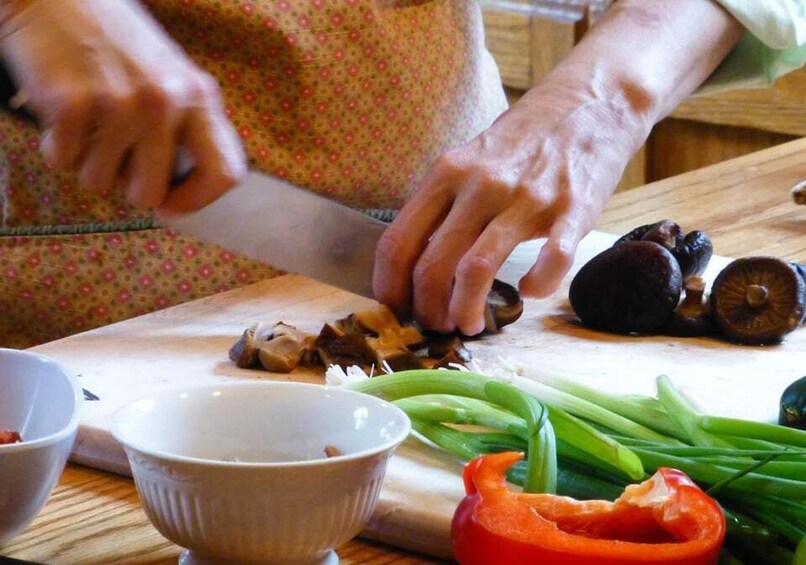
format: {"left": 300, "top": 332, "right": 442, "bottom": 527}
{"left": 2, "top": 137, "right": 805, "bottom": 564}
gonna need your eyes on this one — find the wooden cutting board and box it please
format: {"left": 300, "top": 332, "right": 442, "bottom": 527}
{"left": 30, "top": 230, "right": 806, "bottom": 558}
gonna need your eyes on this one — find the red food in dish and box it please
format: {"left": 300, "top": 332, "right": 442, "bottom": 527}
{"left": 0, "top": 430, "right": 22, "bottom": 444}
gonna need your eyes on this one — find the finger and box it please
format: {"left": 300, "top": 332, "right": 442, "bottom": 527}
{"left": 155, "top": 106, "right": 245, "bottom": 216}
{"left": 520, "top": 213, "right": 588, "bottom": 298}
{"left": 124, "top": 126, "right": 174, "bottom": 209}
{"left": 79, "top": 119, "right": 136, "bottom": 194}
{"left": 38, "top": 90, "right": 94, "bottom": 170}
{"left": 410, "top": 190, "right": 502, "bottom": 332}
{"left": 372, "top": 172, "right": 454, "bottom": 317}
{"left": 448, "top": 208, "right": 533, "bottom": 335}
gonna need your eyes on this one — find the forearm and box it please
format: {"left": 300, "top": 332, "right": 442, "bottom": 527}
{"left": 521, "top": 0, "right": 743, "bottom": 151}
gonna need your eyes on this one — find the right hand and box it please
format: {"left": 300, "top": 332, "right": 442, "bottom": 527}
{"left": 0, "top": 0, "right": 245, "bottom": 215}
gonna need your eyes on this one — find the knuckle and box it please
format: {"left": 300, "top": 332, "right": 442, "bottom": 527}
{"left": 135, "top": 82, "right": 173, "bottom": 121}
{"left": 375, "top": 226, "right": 408, "bottom": 261}
{"left": 456, "top": 254, "right": 496, "bottom": 286}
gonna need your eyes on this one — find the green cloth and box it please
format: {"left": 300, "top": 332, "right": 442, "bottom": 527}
{"left": 701, "top": 0, "right": 806, "bottom": 93}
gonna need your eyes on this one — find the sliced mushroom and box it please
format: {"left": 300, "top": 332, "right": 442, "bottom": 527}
{"left": 711, "top": 257, "right": 806, "bottom": 345}
{"left": 665, "top": 277, "right": 715, "bottom": 337}
{"left": 484, "top": 279, "right": 524, "bottom": 333}
{"left": 427, "top": 335, "right": 472, "bottom": 361}
{"left": 350, "top": 305, "right": 425, "bottom": 349}
{"left": 228, "top": 322, "right": 275, "bottom": 368}
{"left": 314, "top": 323, "right": 376, "bottom": 369}
{"left": 569, "top": 241, "right": 683, "bottom": 334}
{"left": 256, "top": 323, "right": 316, "bottom": 373}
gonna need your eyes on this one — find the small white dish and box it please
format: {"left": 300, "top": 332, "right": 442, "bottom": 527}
{"left": 0, "top": 348, "right": 83, "bottom": 544}
{"left": 111, "top": 381, "right": 411, "bottom": 565}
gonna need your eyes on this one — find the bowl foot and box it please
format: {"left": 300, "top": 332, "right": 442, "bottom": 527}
{"left": 179, "top": 549, "right": 339, "bottom": 565}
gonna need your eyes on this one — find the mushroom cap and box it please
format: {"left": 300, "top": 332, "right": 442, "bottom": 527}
{"left": 569, "top": 241, "right": 682, "bottom": 335}
{"left": 711, "top": 257, "right": 806, "bottom": 345}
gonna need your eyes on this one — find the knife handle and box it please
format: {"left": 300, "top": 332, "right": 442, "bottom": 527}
{"left": 0, "top": 62, "right": 192, "bottom": 185}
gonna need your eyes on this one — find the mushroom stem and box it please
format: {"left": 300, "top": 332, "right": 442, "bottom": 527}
{"left": 745, "top": 284, "right": 769, "bottom": 309}
{"left": 792, "top": 179, "right": 806, "bottom": 206}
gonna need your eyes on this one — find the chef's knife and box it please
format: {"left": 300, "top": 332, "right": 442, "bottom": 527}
{"left": 165, "top": 173, "right": 386, "bottom": 298}
{"left": 0, "top": 66, "right": 387, "bottom": 298}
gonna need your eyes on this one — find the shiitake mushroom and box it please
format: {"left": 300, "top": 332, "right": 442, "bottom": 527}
{"left": 665, "top": 276, "right": 716, "bottom": 337}
{"left": 710, "top": 257, "right": 806, "bottom": 345}
{"left": 483, "top": 279, "right": 524, "bottom": 333}
{"left": 615, "top": 219, "right": 713, "bottom": 278}
{"left": 569, "top": 241, "right": 683, "bottom": 334}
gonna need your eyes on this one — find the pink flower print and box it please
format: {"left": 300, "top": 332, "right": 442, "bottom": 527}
{"left": 64, "top": 261, "right": 79, "bottom": 275}
{"left": 237, "top": 269, "right": 251, "bottom": 282}
{"left": 72, "top": 318, "right": 86, "bottom": 331}
{"left": 293, "top": 152, "right": 306, "bottom": 164}
{"left": 19, "top": 288, "right": 33, "bottom": 301}
{"left": 275, "top": 132, "right": 289, "bottom": 145}
{"left": 106, "top": 234, "right": 123, "bottom": 247}
{"left": 155, "top": 296, "right": 170, "bottom": 309}
{"left": 161, "top": 259, "right": 176, "bottom": 274}
{"left": 225, "top": 70, "right": 239, "bottom": 82}
{"left": 41, "top": 193, "right": 52, "bottom": 206}
{"left": 7, "top": 152, "right": 20, "bottom": 165}
{"left": 27, "top": 253, "right": 40, "bottom": 267}
{"left": 296, "top": 119, "right": 311, "bottom": 131}
{"left": 257, "top": 146, "right": 269, "bottom": 159}
{"left": 276, "top": 168, "right": 288, "bottom": 179}
{"left": 278, "top": 0, "right": 290, "bottom": 10}
{"left": 220, "top": 250, "right": 235, "bottom": 263}
{"left": 390, "top": 76, "right": 401, "bottom": 87}
{"left": 341, "top": 166, "right": 353, "bottom": 178}
{"left": 238, "top": 126, "right": 253, "bottom": 140}
{"left": 319, "top": 68, "right": 332, "bottom": 80}
{"left": 247, "top": 56, "right": 260, "bottom": 70}
{"left": 243, "top": 91, "right": 257, "bottom": 105}
{"left": 280, "top": 98, "right": 294, "bottom": 112}
{"left": 348, "top": 30, "right": 360, "bottom": 42}
{"left": 328, "top": 152, "right": 340, "bottom": 163}
{"left": 117, "top": 290, "right": 132, "bottom": 303}
{"left": 102, "top": 270, "right": 116, "bottom": 283}
{"left": 301, "top": 86, "right": 314, "bottom": 99}
{"left": 333, "top": 49, "right": 345, "bottom": 61}
{"left": 298, "top": 15, "right": 310, "bottom": 27}
{"left": 56, "top": 296, "right": 70, "bottom": 310}
{"left": 95, "top": 305, "right": 109, "bottom": 317}
{"left": 348, "top": 66, "right": 359, "bottom": 77}
{"left": 144, "top": 239, "right": 160, "bottom": 254}
{"left": 312, "top": 0, "right": 325, "bottom": 8}
{"left": 79, "top": 282, "right": 93, "bottom": 296}
{"left": 316, "top": 31, "right": 328, "bottom": 45}
{"left": 311, "top": 169, "right": 323, "bottom": 182}
{"left": 123, "top": 255, "right": 138, "bottom": 269}
{"left": 331, "top": 13, "right": 343, "bottom": 26}
{"left": 240, "top": 2, "right": 254, "bottom": 15}
{"left": 41, "top": 275, "right": 55, "bottom": 288}
{"left": 314, "top": 136, "right": 326, "bottom": 147}
{"left": 116, "top": 207, "right": 129, "bottom": 220}
{"left": 139, "top": 275, "right": 154, "bottom": 289}
{"left": 263, "top": 17, "right": 278, "bottom": 30}
{"left": 198, "top": 264, "right": 214, "bottom": 279}
{"left": 260, "top": 112, "right": 272, "bottom": 125}
{"left": 85, "top": 248, "right": 101, "bottom": 262}
{"left": 182, "top": 245, "right": 198, "bottom": 260}
{"left": 285, "top": 34, "right": 297, "bottom": 47}
{"left": 176, "top": 280, "right": 192, "bottom": 294}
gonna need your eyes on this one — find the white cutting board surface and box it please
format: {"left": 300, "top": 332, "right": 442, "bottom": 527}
{"left": 30, "top": 231, "right": 806, "bottom": 558}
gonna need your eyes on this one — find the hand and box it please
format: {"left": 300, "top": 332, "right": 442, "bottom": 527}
{"left": 372, "top": 0, "right": 741, "bottom": 336}
{"left": 373, "top": 81, "right": 645, "bottom": 335}
{"left": 0, "top": 0, "right": 245, "bottom": 215}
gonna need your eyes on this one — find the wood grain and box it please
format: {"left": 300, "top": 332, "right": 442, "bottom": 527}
{"left": 2, "top": 138, "right": 805, "bottom": 564}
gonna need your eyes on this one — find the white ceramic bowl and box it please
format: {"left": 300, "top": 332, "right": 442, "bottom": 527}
{"left": 111, "top": 381, "right": 411, "bottom": 565}
{"left": 0, "top": 348, "right": 83, "bottom": 544}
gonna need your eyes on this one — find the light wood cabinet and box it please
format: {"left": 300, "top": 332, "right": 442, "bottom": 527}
{"left": 482, "top": 9, "right": 803, "bottom": 191}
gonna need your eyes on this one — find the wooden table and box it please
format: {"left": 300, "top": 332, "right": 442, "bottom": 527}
{"left": 3, "top": 138, "right": 805, "bottom": 564}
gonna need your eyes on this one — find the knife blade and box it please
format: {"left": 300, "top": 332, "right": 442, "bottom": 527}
{"left": 0, "top": 66, "right": 387, "bottom": 298}
{"left": 165, "top": 172, "right": 387, "bottom": 298}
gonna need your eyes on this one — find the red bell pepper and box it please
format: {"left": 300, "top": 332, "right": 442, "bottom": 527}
{"left": 452, "top": 452, "right": 725, "bottom": 565}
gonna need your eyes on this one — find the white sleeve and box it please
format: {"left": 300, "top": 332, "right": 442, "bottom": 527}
{"left": 698, "top": 0, "right": 806, "bottom": 93}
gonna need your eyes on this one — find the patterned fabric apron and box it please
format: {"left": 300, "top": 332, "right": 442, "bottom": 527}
{"left": 0, "top": 0, "right": 506, "bottom": 348}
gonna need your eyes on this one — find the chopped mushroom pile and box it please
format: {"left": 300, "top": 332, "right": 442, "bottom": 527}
{"left": 229, "top": 305, "right": 475, "bottom": 374}
{"left": 230, "top": 279, "right": 524, "bottom": 374}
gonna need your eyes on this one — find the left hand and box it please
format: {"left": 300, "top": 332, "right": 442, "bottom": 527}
{"left": 372, "top": 80, "right": 645, "bottom": 335}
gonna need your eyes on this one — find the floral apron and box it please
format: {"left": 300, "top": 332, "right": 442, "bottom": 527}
{"left": 0, "top": 0, "right": 506, "bottom": 348}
